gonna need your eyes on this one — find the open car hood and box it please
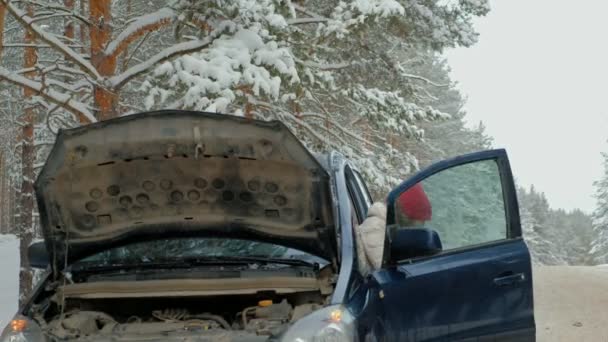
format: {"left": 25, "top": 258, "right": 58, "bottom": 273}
{"left": 35, "top": 111, "right": 335, "bottom": 271}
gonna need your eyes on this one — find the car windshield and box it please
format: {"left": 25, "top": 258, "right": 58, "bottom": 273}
{"left": 73, "top": 238, "right": 327, "bottom": 267}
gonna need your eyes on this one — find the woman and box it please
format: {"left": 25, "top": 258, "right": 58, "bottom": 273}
{"left": 355, "top": 183, "right": 432, "bottom": 274}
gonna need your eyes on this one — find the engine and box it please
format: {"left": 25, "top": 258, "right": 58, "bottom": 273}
{"left": 40, "top": 294, "right": 325, "bottom": 341}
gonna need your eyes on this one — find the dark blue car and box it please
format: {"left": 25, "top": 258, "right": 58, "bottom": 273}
{"left": 1, "top": 111, "right": 534, "bottom": 342}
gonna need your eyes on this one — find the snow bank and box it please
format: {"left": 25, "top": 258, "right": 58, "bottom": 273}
{"left": 0, "top": 235, "right": 19, "bottom": 329}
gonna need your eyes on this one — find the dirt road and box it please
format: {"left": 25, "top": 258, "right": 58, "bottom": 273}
{"left": 534, "top": 266, "right": 608, "bottom": 341}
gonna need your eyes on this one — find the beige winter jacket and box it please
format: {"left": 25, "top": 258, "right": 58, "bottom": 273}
{"left": 355, "top": 202, "right": 387, "bottom": 275}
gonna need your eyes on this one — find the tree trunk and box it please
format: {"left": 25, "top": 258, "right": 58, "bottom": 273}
{"left": 64, "top": 0, "right": 74, "bottom": 40}
{"left": 0, "top": 152, "right": 5, "bottom": 234}
{"left": 19, "top": 4, "right": 37, "bottom": 304}
{"left": 79, "top": 0, "right": 87, "bottom": 54}
{"left": 0, "top": 2, "right": 5, "bottom": 59}
{"left": 0, "top": 5, "right": 6, "bottom": 234}
{"left": 121, "top": 0, "right": 132, "bottom": 72}
{"left": 89, "top": 0, "right": 118, "bottom": 121}
{"left": 0, "top": 151, "right": 13, "bottom": 236}
{"left": 63, "top": 0, "right": 91, "bottom": 124}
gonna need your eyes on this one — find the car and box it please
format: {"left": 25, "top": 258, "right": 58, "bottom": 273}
{"left": 0, "top": 111, "right": 535, "bottom": 342}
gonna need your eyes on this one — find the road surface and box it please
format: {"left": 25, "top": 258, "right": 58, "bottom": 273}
{"left": 534, "top": 266, "right": 608, "bottom": 341}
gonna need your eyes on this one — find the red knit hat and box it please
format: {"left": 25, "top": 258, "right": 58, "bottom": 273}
{"left": 397, "top": 183, "right": 432, "bottom": 221}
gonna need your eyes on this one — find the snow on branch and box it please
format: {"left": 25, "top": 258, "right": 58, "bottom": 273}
{"left": 110, "top": 36, "right": 217, "bottom": 89}
{"left": 294, "top": 57, "right": 350, "bottom": 70}
{"left": 27, "top": 0, "right": 91, "bottom": 26}
{"left": 400, "top": 72, "right": 449, "bottom": 87}
{"left": 288, "top": 5, "right": 330, "bottom": 25}
{"left": 2, "top": 0, "right": 101, "bottom": 80}
{"left": 287, "top": 17, "right": 328, "bottom": 25}
{"left": 0, "top": 66, "right": 96, "bottom": 123}
{"left": 298, "top": 112, "right": 382, "bottom": 150}
{"left": 292, "top": 4, "right": 326, "bottom": 19}
{"left": 284, "top": 113, "right": 343, "bottom": 151}
{"left": 104, "top": 7, "right": 177, "bottom": 58}
{"left": 30, "top": 12, "right": 82, "bottom": 24}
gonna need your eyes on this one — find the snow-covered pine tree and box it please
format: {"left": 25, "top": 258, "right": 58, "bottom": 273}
{"left": 143, "top": 0, "right": 491, "bottom": 194}
{"left": 0, "top": 1, "right": 492, "bottom": 197}
{"left": 517, "top": 184, "right": 594, "bottom": 265}
{"left": 553, "top": 209, "right": 594, "bottom": 265}
{"left": 517, "top": 185, "right": 567, "bottom": 265}
{"left": 520, "top": 205, "right": 542, "bottom": 264}
{"left": 591, "top": 152, "right": 608, "bottom": 265}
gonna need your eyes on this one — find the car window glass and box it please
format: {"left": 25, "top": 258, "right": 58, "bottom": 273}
{"left": 345, "top": 167, "right": 367, "bottom": 221}
{"left": 395, "top": 159, "right": 507, "bottom": 250}
{"left": 74, "top": 238, "right": 327, "bottom": 266}
{"left": 350, "top": 195, "right": 370, "bottom": 277}
{"left": 350, "top": 196, "right": 360, "bottom": 228}
{"left": 352, "top": 170, "right": 373, "bottom": 206}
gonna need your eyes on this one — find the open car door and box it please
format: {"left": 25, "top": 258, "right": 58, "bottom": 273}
{"left": 375, "top": 149, "right": 535, "bottom": 341}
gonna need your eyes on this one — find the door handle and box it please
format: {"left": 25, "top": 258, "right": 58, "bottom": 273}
{"left": 493, "top": 272, "right": 525, "bottom": 287}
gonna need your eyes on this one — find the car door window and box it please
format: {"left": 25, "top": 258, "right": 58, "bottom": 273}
{"left": 345, "top": 166, "right": 370, "bottom": 221}
{"left": 345, "top": 167, "right": 372, "bottom": 277}
{"left": 395, "top": 159, "right": 507, "bottom": 250}
{"left": 352, "top": 170, "right": 373, "bottom": 207}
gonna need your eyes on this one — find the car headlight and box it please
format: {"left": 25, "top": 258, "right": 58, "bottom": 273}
{"left": 280, "top": 305, "right": 357, "bottom": 342}
{"left": 0, "top": 315, "right": 46, "bottom": 342}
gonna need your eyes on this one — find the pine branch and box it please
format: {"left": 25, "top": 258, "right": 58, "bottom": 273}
{"left": 104, "top": 7, "right": 177, "bottom": 58}
{"left": 110, "top": 35, "right": 218, "bottom": 89}
{"left": 284, "top": 113, "right": 342, "bottom": 151}
{"left": 399, "top": 72, "right": 449, "bottom": 87}
{"left": 30, "top": 12, "right": 77, "bottom": 23}
{"left": 294, "top": 57, "right": 350, "bottom": 70}
{"left": 0, "top": 65, "right": 95, "bottom": 123}
{"left": 2, "top": 0, "right": 101, "bottom": 80}
{"left": 123, "top": 31, "right": 151, "bottom": 70}
{"left": 299, "top": 112, "right": 381, "bottom": 149}
{"left": 287, "top": 17, "right": 328, "bottom": 25}
{"left": 27, "top": 0, "right": 91, "bottom": 26}
{"left": 3, "top": 43, "right": 84, "bottom": 48}
{"left": 292, "top": 4, "right": 327, "bottom": 20}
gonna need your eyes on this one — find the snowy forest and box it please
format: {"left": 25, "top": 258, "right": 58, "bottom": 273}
{"left": 0, "top": 0, "right": 603, "bottom": 301}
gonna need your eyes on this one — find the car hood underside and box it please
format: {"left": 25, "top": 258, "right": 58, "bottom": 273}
{"left": 35, "top": 111, "right": 335, "bottom": 271}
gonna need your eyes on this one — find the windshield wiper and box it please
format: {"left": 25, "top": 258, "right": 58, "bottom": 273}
{"left": 69, "top": 261, "right": 190, "bottom": 273}
{"left": 70, "top": 256, "right": 319, "bottom": 273}
{"left": 196, "top": 256, "right": 319, "bottom": 269}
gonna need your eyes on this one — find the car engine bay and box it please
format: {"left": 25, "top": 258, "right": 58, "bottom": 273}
{"left": 30, "top": 266, "right": 335, "bottom": 341}
{"left": 42, "top": 295, "right": 325, "bottom": 341}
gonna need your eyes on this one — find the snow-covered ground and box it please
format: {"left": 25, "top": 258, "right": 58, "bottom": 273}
{"left": 534, "top": 266, "right": 608, "bottom": 341}
{"left": 0, "top": 234, "right": 18, "bottom": 330}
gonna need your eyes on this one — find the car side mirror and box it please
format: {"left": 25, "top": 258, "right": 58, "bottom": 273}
{"left": 28, "top": 242, "right": 50, "bottom": 269}
{"left": 389, "top": 228, "right": 442, "bottom": 262}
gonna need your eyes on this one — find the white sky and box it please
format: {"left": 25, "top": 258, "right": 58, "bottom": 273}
{"left": 444, "top": 0, "right": 608, "bottom": 213}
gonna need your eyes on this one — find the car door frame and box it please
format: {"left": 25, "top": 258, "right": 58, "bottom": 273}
{"left": 378, "top": 149, "right": 535, "bottom": 341}
{"left": 329, "top": 153, "right": 364, "bottom": 305}
{"left": 325, "top": 152, "right": 389, "bottom": 341}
